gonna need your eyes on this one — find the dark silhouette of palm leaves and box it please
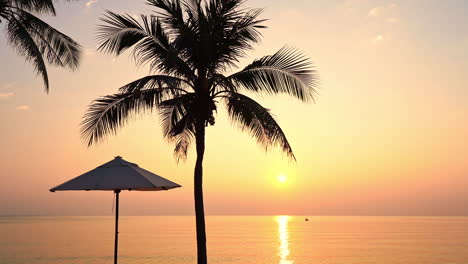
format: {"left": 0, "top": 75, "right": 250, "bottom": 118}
{"left": 82, "top": 0, "right": 318, "bottom": 159}
{"left": 0, "top": 0, "right": 81, "bottom": 92}
{"left": 226, "top": 92, "right": 295, "bottom": 159}
{"left": 97, "top": 11, "right": 194, "bottom": 79}
{"left": 228, "top": 46, "right": 318, "bottom": 102}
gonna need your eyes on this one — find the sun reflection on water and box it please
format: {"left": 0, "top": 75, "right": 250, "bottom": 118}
{"left": 276, "top": 215, "right": 294, "bottom": 264}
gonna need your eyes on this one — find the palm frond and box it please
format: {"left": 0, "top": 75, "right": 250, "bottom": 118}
{"left": 118, "top": 74, "right": 192, "bottom": 93}
{"left": 205, "top": 0, "right": 243, "bottom": 20}
{"left": 213, "top": 8, "right": 266, "bottom": 69}
{"left": 9, "top": 0, "right": 55, "bottom": 15}
{"left": 15, "top": 9, "right": 81, "bottom": 70}
{"left": 225, "top": 92, "right": 295, "bottom": 160}
{"left": 97, "top": 11, "right": 150, "bottom": 55}
{"left": 211, "top": 73, "right": 238, "bottom": 95}
{"left": 199, "top": 0, "right": 265, "bottom": 70}
{"left": 228, "top": 46, "right": 318, "bottom": 102}
{"left": 181, "top": 0, "right": 201, "bottom": 20}
{"left": 6, "top": 14, "right": 49, "bottom": 90}
{"left": 163, "top": 0, "right": 266, "bottom": 73}
{"left": 146, "top": 0, "right": 187, "bottom": 34}
{"left": 81, "top": 89, "right": 170, "bottom": 146}
{"left": 159, "top": 93, "right": 196, "bottom": 138}
{"left": 98, "top": 11, "right": 194, "bottom": 79}
{"left": 173, "top": 129, "right": 193, "bottom": 162}
{"left": 159, "top": 93, "right": 196, "bottom": 162}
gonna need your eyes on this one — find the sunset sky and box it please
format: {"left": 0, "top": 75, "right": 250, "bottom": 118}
{"left": 1, "top": 0, "right": 468, "bottom": 216}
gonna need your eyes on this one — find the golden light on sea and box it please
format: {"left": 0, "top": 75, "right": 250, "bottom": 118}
{"left": 276, "top": 215, "right": 294, "bottom": 264}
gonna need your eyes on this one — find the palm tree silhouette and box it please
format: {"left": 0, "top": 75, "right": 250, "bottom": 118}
{"left": 81, "top": 0, "right": 318, "bottom": 263}
{"left": 0, "top": 0, "right": 81, "bottom": 92}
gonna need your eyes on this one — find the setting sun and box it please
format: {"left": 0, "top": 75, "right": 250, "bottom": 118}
{"left": 278, "top": 174, "right": 288, "bottom": 183}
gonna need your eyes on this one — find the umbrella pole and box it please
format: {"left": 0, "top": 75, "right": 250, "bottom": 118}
{"left": 114, "top": 190, "right": 120, "bottom": 264}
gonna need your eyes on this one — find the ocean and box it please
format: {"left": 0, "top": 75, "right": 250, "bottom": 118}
{"left": 1, "top": 216, "right": 467, "bottom": 264}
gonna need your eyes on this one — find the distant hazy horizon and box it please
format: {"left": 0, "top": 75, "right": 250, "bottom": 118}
{"left": 3, "top": 214, "right": 468, "bottom": 217}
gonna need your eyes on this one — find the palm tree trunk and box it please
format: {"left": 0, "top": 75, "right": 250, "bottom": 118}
{"left": 194, "top": 122, "right": 208, "bottom": 264}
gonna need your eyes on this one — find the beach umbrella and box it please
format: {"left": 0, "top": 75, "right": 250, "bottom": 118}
{"left": 50, "top": 156, "right": 181, "bottom": 264}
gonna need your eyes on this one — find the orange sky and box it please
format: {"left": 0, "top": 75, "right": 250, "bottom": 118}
{"left": 1, "top": 0, "right": 468, "bottom": 216}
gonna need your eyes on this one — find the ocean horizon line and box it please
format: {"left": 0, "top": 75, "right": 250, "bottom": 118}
{"left": 2, "top": 214, "right": 468, "bottom": 217}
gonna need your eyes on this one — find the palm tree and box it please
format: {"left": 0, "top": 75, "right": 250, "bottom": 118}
{"left": 81, "top": 0, "right": 318, "bottom": 263}
{"left": 0, "top": 0, "right": 81, "bottom": 92}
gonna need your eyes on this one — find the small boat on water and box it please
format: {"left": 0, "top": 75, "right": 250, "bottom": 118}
{"left": 305, "top": 217, "right": 309, "bottom": 221}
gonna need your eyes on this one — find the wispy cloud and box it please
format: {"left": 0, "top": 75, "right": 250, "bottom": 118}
{"left": 372, "top": 34, "right": 384, "bottom": 44}
{"left": 368, "top": 3, "right": 397, "bottom": 18}
{"left": 16, "top": 105, "right": 30, "bottom": 111}
{"left": 367, "top": 3, "right": 398, "bottom": 44}
{"left": 368, "top": 7, "right": 381, "bottom": 17}
{"left": 85, "top": 0, "right": 98, "bottom": 8}
{"left": 0, "top": 92, "right": 15, "bottom": 100}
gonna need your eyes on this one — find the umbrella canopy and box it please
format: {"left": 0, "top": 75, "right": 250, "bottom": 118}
{"left": 49, "top": 156, "right": 181, "bottom": 264}
{"left": 50, "top": 156, "right": 181, "bottom": 192}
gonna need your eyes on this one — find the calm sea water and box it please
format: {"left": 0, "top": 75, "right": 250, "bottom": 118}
{"left": 1, "top": 216, "right": 468, "bottom": 264}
